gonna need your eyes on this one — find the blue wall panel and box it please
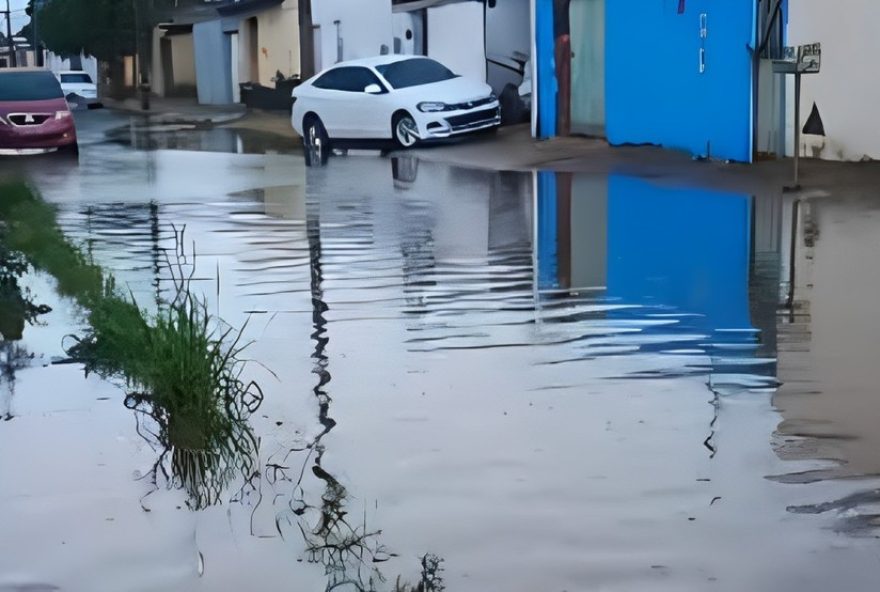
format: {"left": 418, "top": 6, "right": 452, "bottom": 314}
{"left": 194, "top": 20, "right": 233, "bottom": 105}
{"left": 605, "top": 0, "right": 755, "bottom": 162}
{"left": 535, "top": 0, "right": 557, "bottom": 139}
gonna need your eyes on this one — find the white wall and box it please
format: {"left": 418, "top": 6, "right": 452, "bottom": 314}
{"left": 486, "top": 0, "right": 530, "bottom": 59}
{"left": 486, "top": 0, "right": 530, "bottom": 92}
{"left": 788, "top": 0, "right": 880, "bottom": 161}
{"left": 427, "top": 3, "right": 486, "bottom": 82}
{"left": 311, "top": 0, "right": 393, "bottom": 72}
{"left": 45, "top": 51, "right": 98, "bottom": 84}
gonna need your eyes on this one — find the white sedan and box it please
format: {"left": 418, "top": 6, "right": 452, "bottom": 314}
{"left": 291, "top": 56, "right": 500, "bottom": 163}
{"left": 56, "top": 71, "right": 99, "bottom": 107}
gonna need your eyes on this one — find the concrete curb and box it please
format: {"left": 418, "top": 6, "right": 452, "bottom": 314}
{"left": 103, "top": 99, "right": 247, "bottom": 127}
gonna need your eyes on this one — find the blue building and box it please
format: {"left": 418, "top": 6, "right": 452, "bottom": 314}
{"left": 535, "top": 0, "right": 775, "bottom": 163}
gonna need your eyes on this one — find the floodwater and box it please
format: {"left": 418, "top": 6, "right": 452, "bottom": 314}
{"left": 1, "top": 111, "right": 879, "bottom": 592}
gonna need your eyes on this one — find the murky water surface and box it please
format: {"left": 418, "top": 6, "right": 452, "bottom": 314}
{"left": 1, "top": 112, "right": 879, "bottom": 592}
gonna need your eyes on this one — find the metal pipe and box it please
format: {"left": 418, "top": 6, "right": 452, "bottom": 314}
{"left": 794, "top": 72, "right": 801, "bottom": 188}
{"left": 4, "top": 0, "right": 16, "bottom": 67}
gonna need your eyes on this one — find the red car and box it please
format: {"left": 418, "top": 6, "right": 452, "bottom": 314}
{"left": 0, "top": 68, "right": 78, "bottom": 156}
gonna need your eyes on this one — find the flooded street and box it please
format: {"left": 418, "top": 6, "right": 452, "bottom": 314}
{"left": 1, "top": 111, "right": 879, "bottom": 592}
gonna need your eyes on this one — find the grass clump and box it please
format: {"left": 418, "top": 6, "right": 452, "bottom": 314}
{"left": 0, "top": 181, "right": 262, "bottom": 508}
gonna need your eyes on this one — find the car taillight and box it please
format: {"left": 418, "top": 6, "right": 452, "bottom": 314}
{"left": 55, "top": 111, "right": 72, "bottom": 120}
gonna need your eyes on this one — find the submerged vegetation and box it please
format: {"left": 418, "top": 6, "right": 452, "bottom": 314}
{"left": 0, "top": 182, "right": 262, "bottom": 509}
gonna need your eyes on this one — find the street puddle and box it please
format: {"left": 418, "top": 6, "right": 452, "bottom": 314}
{"left": 2, "top": 154, "right": 880, "bottom": 591}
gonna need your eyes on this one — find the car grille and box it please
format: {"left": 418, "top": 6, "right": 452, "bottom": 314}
{"left": 446, "top": 107, "right": 499, "bottom": 129}
{"left": 444, "top": 96, "right": 495, "bottom": 111}
{"left": 8, "top": 113, "right": 52, "bottom": 126}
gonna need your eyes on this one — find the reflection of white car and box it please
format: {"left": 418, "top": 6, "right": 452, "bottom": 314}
{"left": 292, "top": 55, "right": 499, "bottom": 163}
{"left": 56, "top": 71, "right": 99, "bottom": 107}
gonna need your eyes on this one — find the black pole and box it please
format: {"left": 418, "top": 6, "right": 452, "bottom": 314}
{"left": 4, "top": 0, "right": 16, "bottom": 67}
{"left": 793, "top": 72, "right": 801, "bottom": 189}
{"left": 32, "top": 0, "right": 40, "bottom": 67}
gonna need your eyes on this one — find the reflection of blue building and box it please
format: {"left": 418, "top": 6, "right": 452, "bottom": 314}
{"left": 535, "top": 173, "right": 772, "bottom": 386}
{"left": 537, "top": 173, "right": 752, "bottom": 331}
{"left": 606, "top": 176, "right": 752, "bottom": 331}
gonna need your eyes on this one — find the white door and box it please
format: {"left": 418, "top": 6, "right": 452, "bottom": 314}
{"left": 230, "top": 33, "right": 240, "bottom": 103}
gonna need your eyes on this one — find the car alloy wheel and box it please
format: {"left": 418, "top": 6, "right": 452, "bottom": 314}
{"left": 304, "top": 117, "right": 328, "bottom": 166}
{"left": 394, "top": 115, "right": 419, "bottom": 148}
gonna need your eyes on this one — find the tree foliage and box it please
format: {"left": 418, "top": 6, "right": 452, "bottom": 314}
{"left": 37, "top": 0, "right": 137, "bottom": 60}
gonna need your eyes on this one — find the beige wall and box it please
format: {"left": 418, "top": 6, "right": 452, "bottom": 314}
{"left": 170, "top": 34, "right": 197, "bottom": 87}
{"left": 255, "top": 0, "right": 301, "bottom": 86}
{"left": 788, "top": 0, "right": 880, "bottom": 160}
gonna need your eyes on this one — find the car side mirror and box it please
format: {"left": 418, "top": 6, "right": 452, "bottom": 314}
{"left": 364, "top": 84, "right": 383, "bottom": 95}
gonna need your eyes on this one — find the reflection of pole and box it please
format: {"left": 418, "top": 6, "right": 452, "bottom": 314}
{"left": 786, "top": 199, "right": 800, "bottom": 322}
{"left": 793, "top": 72, "right": 801, "bottom": 188}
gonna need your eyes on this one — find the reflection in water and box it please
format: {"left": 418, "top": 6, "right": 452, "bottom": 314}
{"left": 1, "top": 197, "right": 52, "bottom": 419}
{"left": 258, "top": 199, "right": 445, "bottom": 591}
{"left": 107, "top": 121, "right": 301, "bottom": 156}
{"left": 773, "top": 191, "right": 880, "bottom": 532}
{"left": 535, "top": 173, "right": 778, "bottom": 389}
{"left": 8, "top": 154, "right": 880, "bottom": 590}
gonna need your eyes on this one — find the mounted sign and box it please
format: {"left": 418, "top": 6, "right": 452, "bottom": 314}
{"left": 773, "top": 43, "right": 822, "bottom": 75}
{"left": 772, "top": 42, "right": 822, "bottom": 190}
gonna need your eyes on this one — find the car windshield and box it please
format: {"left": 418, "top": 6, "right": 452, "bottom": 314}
{"left": 0, "top": 71, "right": 64, "bottom": 101}
{"left": 60, "top": 73, "right": 93, "bottom": 84}
{"left": 375, "top": 58, "right": 458, "bottom": 89}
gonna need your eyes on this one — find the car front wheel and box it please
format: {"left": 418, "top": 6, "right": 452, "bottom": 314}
{"left": 393, "top": 113, "right": 420, "bottom": 149}
{"left": 303, "top": 115, "right": 330, "bottom": 166}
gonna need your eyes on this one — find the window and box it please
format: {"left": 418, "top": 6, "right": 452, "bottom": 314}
{"left": 60, "top": 73, "right": 93, "bottom": 84}
{"left": 375, "top": 58, "right": 457, "bottom": 89}
{"left": 312, "top": 67, "right": 385, "bottom": 93}
{"left": 0, "top": 72, "right": 64, "bottom": 101}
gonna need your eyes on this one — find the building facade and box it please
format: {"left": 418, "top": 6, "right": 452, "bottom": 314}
{"left": 787, "top": 0, "right": 880, "bottom": 161}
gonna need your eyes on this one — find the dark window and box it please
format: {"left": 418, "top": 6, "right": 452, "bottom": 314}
{"left": 375, "top": 58, "right": 458, "bottom": 89}
{"left": 60, "top": 73, "right": 93, "bottom": 84}
{"left": 312, "top": 67, "right": 385, "bottom": 93}
{"left": 0, "top": 71, "right": 64, "bottom": 101}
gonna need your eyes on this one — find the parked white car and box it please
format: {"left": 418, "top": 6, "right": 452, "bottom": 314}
{"left": 56, "top": 71, "right": 99, "bottom": 107}
{"left": 291, "top": 56, "right": 500, "bottom": 163}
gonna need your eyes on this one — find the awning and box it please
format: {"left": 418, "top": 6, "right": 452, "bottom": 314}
{"left": 392, "top": 0, "right": 479, "bottom": 14}
{"left": 218, "top": 0, "right": 285, "bottom": 17}
{"left": 158, "top": 23, "right": 194, "bottom": 36}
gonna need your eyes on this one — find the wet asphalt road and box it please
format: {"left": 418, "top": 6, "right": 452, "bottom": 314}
{"left": 1, "top": 110, "right": 880, "bottom": 592}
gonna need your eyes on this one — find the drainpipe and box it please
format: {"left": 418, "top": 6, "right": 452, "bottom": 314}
{"left": 554, "top": 0, "right": 571, "bottom": 136}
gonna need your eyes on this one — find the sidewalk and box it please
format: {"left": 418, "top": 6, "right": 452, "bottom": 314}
{"left": 409, "top": 125, "right": 880, "bottom": 198}
{"left": 102, "top": 96, "right": 247, "bottom": 126}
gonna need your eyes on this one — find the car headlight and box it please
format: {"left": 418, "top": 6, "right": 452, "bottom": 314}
{"left": 417, "top": 102, "right": 447, "bottom": 113}
{"left": 55, "top": 111, "right": 72, "bottom": 120}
